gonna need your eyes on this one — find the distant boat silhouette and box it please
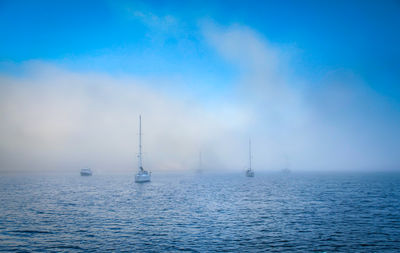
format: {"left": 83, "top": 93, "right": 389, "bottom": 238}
{"left": 135, "top": 115, "right": 151, "bottom": 183}
{"left": 282, "top": 155, "right": 291, "bottom": 174}
{"left": 245, "top": 139, "right": 254, "bottom": 177}
{"left": 80, "top": 168, "right": 92, "bottom": 176}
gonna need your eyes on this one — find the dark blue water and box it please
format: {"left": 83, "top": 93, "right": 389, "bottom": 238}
{"left": 1, "top": 172, "right": 400, "bottom": 252}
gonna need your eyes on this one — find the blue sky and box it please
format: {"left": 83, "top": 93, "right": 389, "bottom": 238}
{"left": 1, "top": 0, "right": 399, "bottom": 95}
{"left": 1, "top": 0, "right": 400, "bottom": 172}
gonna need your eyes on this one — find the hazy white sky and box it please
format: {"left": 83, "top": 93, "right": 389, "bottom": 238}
{"left": 1, "top": 2, "right": 400, "bottom": 173}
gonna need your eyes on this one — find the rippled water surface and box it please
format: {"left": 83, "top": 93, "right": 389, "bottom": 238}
{"left": 1, "top": 172, "right": 400, "bottom": 252}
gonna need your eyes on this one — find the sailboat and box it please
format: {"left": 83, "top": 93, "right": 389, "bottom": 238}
{"left": 135, "top": 115, "right": 151, "bottom": 183}
{"left": 282, "top": 155, "right": 291, "bottom": 174}
{"left": 245, "top": 139, "right": 254, "bottom": 177}
{"left": 80, "top": 167, "right": 92, "bottom": 176}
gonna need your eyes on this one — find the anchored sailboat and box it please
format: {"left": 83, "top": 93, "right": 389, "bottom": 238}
{"left": 246, "top": 139, "right": 254, "bottom": 177}
{"left": 80, "top": 167, "right": 92, "bottom": 176}
{"left": 135, "top": 115, "right": 151, "bottom": 183}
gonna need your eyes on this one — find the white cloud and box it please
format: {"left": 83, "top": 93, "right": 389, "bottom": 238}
{"left": 202, "top": 22, "right": 400, "bottom": 171}
{"left": 1, "top": 22, "right": 399, "bottom": 173}
{"left": 0, "top": 61, "right": 249, "bottom": 173}
{"left": 131, "top": 10, "right": 178, "bottom": 32}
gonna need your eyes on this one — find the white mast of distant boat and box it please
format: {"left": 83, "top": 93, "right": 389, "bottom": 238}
{"left": 246, "top": 139, "right": 254, "bottom": 177}
{"left": 135, "top": 115, "right": 151, "bottom": 183}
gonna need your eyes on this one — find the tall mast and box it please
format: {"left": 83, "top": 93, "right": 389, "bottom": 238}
{"left": 138, "top": 115, "right": 143, "bottom": 171}
{"left": 249, "top": 139, "right": 252, "bottom": 170}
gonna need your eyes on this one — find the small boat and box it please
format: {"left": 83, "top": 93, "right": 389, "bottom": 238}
{"left": 135, "top": 115, "right": 151, "bottom": 183}
{"left": 246, "top": 168, "right": 254, "bottom": 177}
{"left": 282, "top": 155, "right": 291, "bottom": 174}
{"left": 246, "top": 139, "right": 254, "bottom": 177}
{"left": 80, "top": 168, "right": 92, "bottom": 176}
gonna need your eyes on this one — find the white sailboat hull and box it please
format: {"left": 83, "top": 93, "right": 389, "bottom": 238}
{"left": 246, "top": 169, "right": 254, "bottom": 177}
{"left": 135, "top": 171, "right": 151, "bottom": 183}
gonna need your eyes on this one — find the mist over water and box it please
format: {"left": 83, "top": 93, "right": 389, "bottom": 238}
{"left": 1, "top": 20, "right": 400, "bottom": 174}
{"left": 1, "top": 57, "right": 400, "bottom": 173}
{"left": 1, "top": 172, "right": 399, "bottom": 252}
{"left": 1, "top": 1, "right": 400, "bottom": 252}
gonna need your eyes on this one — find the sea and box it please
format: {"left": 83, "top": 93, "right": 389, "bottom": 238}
{"left": 0, "top": 172, "right": 399, "bottom": 252}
